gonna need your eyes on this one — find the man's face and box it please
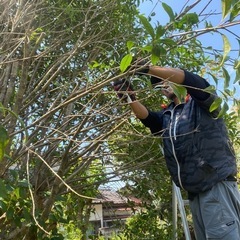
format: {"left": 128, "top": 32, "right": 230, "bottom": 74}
{"left": 153, "top": 81, "right": 176, "bottom": 100}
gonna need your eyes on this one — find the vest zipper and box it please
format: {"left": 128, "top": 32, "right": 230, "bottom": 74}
{"left": 168, "top": 106, "right": 185, "bottom": 190}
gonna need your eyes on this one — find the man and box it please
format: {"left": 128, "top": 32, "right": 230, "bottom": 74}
{"left": 114, "top": 63, "right": 240, "bottom": 239}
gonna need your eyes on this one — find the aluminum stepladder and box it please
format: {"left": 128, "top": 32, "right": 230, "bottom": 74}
{"left": 172, "top": 181, "right": 192, "bottom": 240}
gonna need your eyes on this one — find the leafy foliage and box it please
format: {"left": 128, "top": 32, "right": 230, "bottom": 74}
{"left": 0, "top": 0, "right": 239, "bottom": 239}
{"left": 124, "top": 209, "right": 171, "bottom": 240}
{"left": 0, "top": 125, "right": 9, "bottom": 161}
{"left": 0, "top": 0, "right": 143, "bottom": 238}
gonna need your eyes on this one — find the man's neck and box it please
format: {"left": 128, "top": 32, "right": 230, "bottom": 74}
{"left": 173, "top": 97, "right": 180, "bottom": 105}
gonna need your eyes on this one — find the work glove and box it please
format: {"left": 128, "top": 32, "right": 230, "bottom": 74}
{"left": 128, "top": 58, "right": 150, "bottom": 75}
{"left": 113, "top": 79, "right": 136, "bottom": 103}
{"left": 150, "top": 76, "right": 163, "bottom": 86}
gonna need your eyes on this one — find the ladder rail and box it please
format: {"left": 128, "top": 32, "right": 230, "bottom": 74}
{"left": 172, "top": 182, "right": 192, "bottom": 240}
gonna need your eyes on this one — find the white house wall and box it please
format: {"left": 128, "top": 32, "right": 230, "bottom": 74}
{"left": 89, "top": 204, "right": 103, "bottom": 227}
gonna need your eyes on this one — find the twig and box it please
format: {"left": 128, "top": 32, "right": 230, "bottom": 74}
{"left": 26, "top": 151, "right": 50, "bottom": 235}
{"left": 26, "top": 146, "right": 96, "bottom": 200}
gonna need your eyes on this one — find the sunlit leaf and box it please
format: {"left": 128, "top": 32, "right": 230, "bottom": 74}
{"left": 208, "top": 73, "right": 218, "bottom": 85}
{"left": 234, "top": 68, "right": 240, "bottom": 84}
{"left": 237, "top": 39, "right": 240, "bottom": 58}
{"left": 162, "top": 3, "right": 175, "bottom": 21}
{"left": 0, "top": 102, "right": 6, "bottom": 117}
{"left": 92, "top": 61, "right": 100, "bottom": 68}
{"left": 209, "top": 97, "right": 222, "bottom": 113}
{"left": 220, "top": 34, "right": 231, "bottom": 66}
{"left": 141, "top": 45, "right": 152, "bottom": 52}
{"left": 224, "top": 88, "right": 234, "bottom": 97}
{"left": 217, "top": 101, "right": 229, "bottom": 118}
{"left": 229, "top": 1, "right": 240, "bottom": 21}
{"left": 151, "top": 54, "right": 159, "bottom": 65}
{"left": 120, "top": 54, "right": 133, "bottom": 72}
{"left": 127, "top": 41, "right": 134, "bottom": 51}
{"left": 221, "top": 0, "right": 232, "bottom": 19}
{"left": 138, "top": 15, "right": 155, "bottom": 39}
{"left": 204, "top": 85, "right": 216, "bottom": 94}
{"left": 234, "top": 60, "right": 240, "bottom": 69}
{"left": 222, "top": 67, "right": 230, "bottom": 89}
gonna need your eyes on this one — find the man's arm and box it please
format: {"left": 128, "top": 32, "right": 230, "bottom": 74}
{"left": 130, "top": 101, "right": 163, "bottom": 135}
{"left": 129, "top": 67, "right": 185, "bottom": 120}
{"left": 129, "top": 101, "right": 149, "bottom": 119}
{"left": 146, "top": 66, "right": 218, "bottom": 115}
{"left": 147, "top": 66, "right": 211, "bottom": 101}
{"left": 148, "top": 66, "right": 185, "bottom": 84}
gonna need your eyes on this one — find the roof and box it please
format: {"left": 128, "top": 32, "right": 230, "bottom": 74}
{"left": 94, "top": 190, "right": 127, "bottom": 204}
{"left": 93, "top": 190, "right": 141, "bottom": 206}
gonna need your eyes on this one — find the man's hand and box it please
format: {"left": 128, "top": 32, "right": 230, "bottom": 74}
{"left": 128, "top": 58, "right": 150, "bottom": 75}
{"left": 113, "top": 79, "right": 136, "bottom": 103}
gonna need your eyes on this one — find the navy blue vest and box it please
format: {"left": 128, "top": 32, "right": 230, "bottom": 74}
{"left": 143, "top": 97, "right": 237, "bottom": 193}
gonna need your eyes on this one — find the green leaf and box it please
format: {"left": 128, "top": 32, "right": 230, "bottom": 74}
{"left": 181, "top": 13, "right": 199, "bottom": 25}
{"left": 141, "top": 45, "right": 152, "bottom": 53}
{"left": 23, "top": 208, "right": 31, "bottom": 222}
{"left": 151, "top": 54, "right": 159, "bottom": 65}
{"left": 0, "top": 179, "right": 8, "bottom": 199}
{"left": 221, "top": 0, "right": 232, "bottom": 19}
{"left": 0, "top": 102, "right": 6, "bottom": 116}
{"left": 204, "top": 85, "right": 216, "bottom": 94}
{"left": 138, "top": 15, "right": 155, "bottom": 39}
{"left": 92, "top": 61, "right": 100, "bottom": 68}
{"left": 18, "top": 179, "right": 29, "bottom": 188}
{"left": 159, "top": 38, "right": 176, "bottom": 47}
{"left": 127, "top": 41, "right": 134, "bottom": 51}
{"left": 205, "top": 21, "right": 213, "bottom": 29}
{"left": 208, "top": 73, "right": 218, "bottom": 86}
{"left": 172, "top": 84, "right": 187, "bottom": 102}
{"left": 0, "top": 125, "right": 9, "bottom": 161}
{"left": 151, "top": 45, "right": 167, "bottom": 62}
{"left": 234, "top": 60, "right": 240, "bottom": 69}
{"left": 120, "top": 54, "right": 133, "bottom": 72}
{"left": 222, "top": 67, "right": 230, "bottom": 89}
{"left": 217, "top": 101, "right": 229, "bottom": 118}
{"left": 234, "top": 68, "right": 240, "bottom": 84}
{"left": 0, "top": 200, "right": 7, "bottom": 211}
{"left": 209, "top": 97, "right": 222, "bottom": 113}
{"left": 156, "top": 25, "right": 166, "bottom": 39}
{"left": 14, "top": 187, "right": 20, "bottom": 199}
{"left": 229, "top": 1, "right": 240, "bottom": 21}
{"left": 220, "top": 34, "right": 231, "bottom": 66}
{"left": 6, "top": 206, "right": 14, "bottom": 220}
{"left": 162, "top": 3, "right": 175, "bottom": 21}
{"left": 19, "top": 187, "right": 27, "bottom": 199}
